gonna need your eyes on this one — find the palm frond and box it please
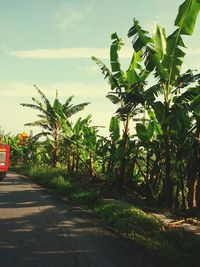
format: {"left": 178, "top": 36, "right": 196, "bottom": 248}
{"left": 34, "top": 85, "right": 50, "bottom": 107}
{"left": 34, "top": 85, "right": 57, "bottom": 118}
{"left": 37, "top": 114, "right": 46, "bottom": 119}
{"left": 62, "top": 96, "right": 74, "bottom": 113}
{"left": 128, "top": 19, "right": 168, "bottom": 81}
{"left": 173, "top": 86, "right": 200, "bottom": 108}
{"left": 110, "top": 32, "right": 124, "bottom": 77}
{"left": 106, "top": 94, "right": 121, "bottom": 104}
{"left": 174, "top": 71, "right": 200, "bottom": 89}
{"left": 30, "top": 131, "right": 52, "bottom": 142}
{"left": 64, "top": 102, "right": 90, "bottom": 118}
{"left": 144, "top": 84, "right": 163, "bottom": 104}
{"left": 163, "top": 0, "right": 200, "bottom": 85}
{"left": 21, "top": 103, "right": 46, "bottom": 113}
{"left": 91, "top": 56, "right": 122, "bottom": 91}
{"left": 162, "top": 30, "right": 186, "bottom": 85}
{"left": 32, "top": 97, "right": 45, "bottom": 110}
{"left": 24, "top": 120, "right": 52, "bottom": 131}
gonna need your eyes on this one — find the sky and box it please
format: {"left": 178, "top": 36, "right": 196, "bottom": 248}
{"left": 0, "top": 0, "right": 200, "bottom": 137}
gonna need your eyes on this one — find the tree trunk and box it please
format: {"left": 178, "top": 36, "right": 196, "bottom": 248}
{"left": 174, "top": 183, "right": 179, "bottom": 210}
{"left": 164, "top": 122, "right": 173, "bottom": 208}
{"left": 67, "top": 151, "right": 72, "bottom": 173}
{"left": 72, "top": 152, "right": 75, "bottom": 173}
{"left": 90, "top": 154, "right": 95, "bottom": 178}
{"left": 146, "top": 147, "right": 150, "bottom": 185}
{"left": 188, "top": 158, "right": 197, "bottom": 209}
{"left": 188, "top": 121, "right": 199, "bottom": 209}
{"left": 53, "top": 127, "right": 59, "bottom": 167}
{"left": 76, "top": 155, "right": 80, "bottom": 172}
{"left": 135, "top": 159, "right": 155, "bottom": 199}
{"left": 179, "top": 167, "right": 186, "bottom": 210}
{"left": 120, "top": 116, "right": 130, "bottom": 186}
{"left": 107, "top": 143, "right": 115, "bottom": 174}
{"left": 102, "top": 157, "right": 106, "bottom": 174}
{"left": 126, "top": 157, "right": 137, "bottom": 187}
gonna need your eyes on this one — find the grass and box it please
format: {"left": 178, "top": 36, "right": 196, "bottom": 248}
{"left": 95, "top": 200, "right": 162, "bottom": 236}
{"left": 12, "top": 164, "right": 200, "bottom": 267}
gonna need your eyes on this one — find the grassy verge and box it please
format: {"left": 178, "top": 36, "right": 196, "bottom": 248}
{"left": 12, "top": 164, "right": 200, "bottom": 267}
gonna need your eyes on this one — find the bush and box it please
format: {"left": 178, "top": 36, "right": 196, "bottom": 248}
{"left": 71, "top": 190, "right": 100, "bottom": 207}
{"left": 95, "top": 200, "right": 162, "bottom": 236}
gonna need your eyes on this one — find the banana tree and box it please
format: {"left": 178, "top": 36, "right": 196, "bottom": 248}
{"left": 82, "top": 125, "right": 98, "bottom": 179}
{"left": 177, "top": 87, "right": 200, "bottom": 208}
{"left": 21, "top": 85, "right": 89, "bottom": 166}
{"left": 92, "top": 33, "right": 147, "bottom": 186}
{"left": 61, "top": 115, "right": 92, "bottom": 173}
{"left": 107, "top": 116, "right": 120, "bottom": 174}
{"left": 96, "top": 135, "right": 110, "bottom": 175}
{"left": 128, "top": 0, "right": 200, "bottom": 207}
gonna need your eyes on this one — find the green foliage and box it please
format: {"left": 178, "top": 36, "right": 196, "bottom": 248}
{"left": 10, "top": 0, "right": 200, "bottom": 213}
{"left": 21, "top": 85, "right": 89, "bottom": 166}
{"left": 109, "top": 116, "right": 120, "bottom": 141}
{"left": 71, "top": 190, "right": 100, "bottom": 207}
{"left": 48, "top": 175, "right": 71, "bottom": 192}
{"left": 128, "top": 0, "right": 200, "bottom": 84}
{"left": 153, "top": 102, "right": 165, "bottom": 124}
{"left": 127, "top": 0, "right": 200, "bottom": 208}
{"left": 128, "top": 20, "right": 168, "bottom": 80}
{"left": 175, "top": 0, "right": 200, "bottom": 35}
{"left": 83, "top": 126, "right": 97, "bottom": 151}
{"left": 136, "top": 122, "right": 154, "bottom": 144}
{"left": 95, "top": 200, "right": 162, "bottom": 235}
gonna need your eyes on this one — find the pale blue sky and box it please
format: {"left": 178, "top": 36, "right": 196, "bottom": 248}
{"left": 0, "top": 0, "right": 199, "bottom": 136}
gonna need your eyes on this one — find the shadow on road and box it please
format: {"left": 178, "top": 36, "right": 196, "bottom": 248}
{"left": 0, "top": 172, "right": 180, "bottom": 267}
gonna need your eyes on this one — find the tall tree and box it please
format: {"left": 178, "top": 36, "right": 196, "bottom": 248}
{"left": 92, "top": 33, "right": 147, "bottom": 187}
{"left": 128, "top": 0, "right": 200, "bottom": 207}
{"left": 21, "top": 85, "right": 89, "bottom": 166}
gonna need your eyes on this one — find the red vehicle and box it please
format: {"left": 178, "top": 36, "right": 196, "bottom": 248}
{"left": 0, "top": 144, "right": 10, "bottom": 180}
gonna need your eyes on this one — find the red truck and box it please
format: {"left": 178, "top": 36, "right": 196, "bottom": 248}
{"left": 0, "top": 144, "right": 10, "bottom": 180}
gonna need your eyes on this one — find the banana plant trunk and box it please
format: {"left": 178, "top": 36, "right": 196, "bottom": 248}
{"left": 90, "top": 153, "right": 95, "bottom": 178}
{"left": 53, "top": 125, "right": 59, "bottom": 167}
{"left": 163, "top": 101, "right": 173, "bottom": 208}
{"left": 76, "top": 155, "right": 80, "bottom": 172}
{"left": 179, "top": 167, "right": 186, "bottom": 210}
{"left": 120, "top": 115, "right": 130, "bottom": 186}
{"left": 67, "top": 151, "right": 72, "bottom": 172}
{"left": 107, "top": 143, "right": 115, "bottom": 173}
{"left": 188, "top": 166, "right": 197, "bottom": 209}
{"left": 164, "top": 131, "right": 173, "bottom": 207}
{"left": 188, "top": 119, "right": 200, "bottom": 209}
{"left": 72, "top": 151, "right": 75, "bottom": 173}
{"left": 163, "top": 130, "right": 173, "bottom": 208}
{"left": 102, "top": 156, "right": 106, "bottom": 174}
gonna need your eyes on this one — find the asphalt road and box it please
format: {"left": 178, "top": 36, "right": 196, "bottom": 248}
{"left": 0, "top": 172, "right": 156, "bottom": 267}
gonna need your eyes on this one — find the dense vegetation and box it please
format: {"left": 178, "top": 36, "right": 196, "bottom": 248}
{"left": 1, "top": 0, "right": 200, "bottom": 211}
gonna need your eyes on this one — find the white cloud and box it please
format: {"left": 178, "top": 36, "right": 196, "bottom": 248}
{"left": 10, "top": 47, "right": 133, "bottom": 59}
{"left": 10, "top": 48, "right": 109, "bottom": 59}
